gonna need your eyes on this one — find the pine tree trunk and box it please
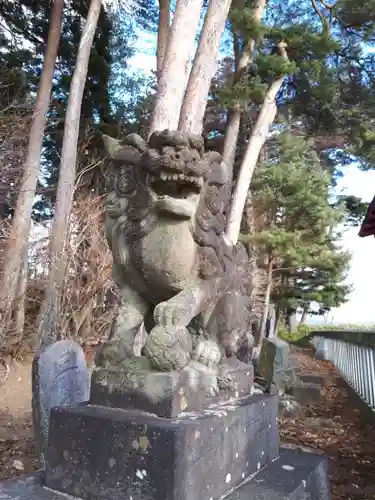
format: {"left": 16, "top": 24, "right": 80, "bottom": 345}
{"left": 287, "top": 310, "right": 297, "bottom": 333}
{"left": 178, "top": 0, "right": 232, "bottom": 134}
{"left": 274, "top": 301, "right": 282, "bottom": 336}
{"left": 13, "top": 240, "right": 29, "bottom": 344}
{"left": 223, "top": 0, "right": 267, "bottom": 180}
{"left": 254, "top": 256, "right": 273, "bottom": 356}
{"left": 225, "top": 42, "right": 288, "bottom": 245}
{"left": 300, "top": 306, "right": 308, "bottom": 325}
{"left": 0, "top": 0, "right": 64, "bottom": 336}
{"left": 37, "top": 0, "right": 102, "bottom": 348}
{"left": 156, "top": 0, "right": 170, "bottom": 81}
{"left": 149, "top": 0, "right": 204, "bottom": 134}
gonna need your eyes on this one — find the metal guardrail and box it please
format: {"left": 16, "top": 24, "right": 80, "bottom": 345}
{"left": 312, "top": 335, "right": 375, "bottom": 412}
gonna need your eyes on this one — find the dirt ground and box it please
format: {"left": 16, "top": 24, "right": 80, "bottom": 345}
{"left": 0, "top": 349, "right": 375, "bottom": 499}
{"left": 0, "top": 355, "right": 38, "bottom": 479}
{"left": 283, "top": 349, "right": 375, "bottom": 500}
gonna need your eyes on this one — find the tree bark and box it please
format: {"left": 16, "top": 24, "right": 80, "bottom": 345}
{"left": 300, "top": 306, "right": 309, "bottom": 325}
{"left": 156, "top": 0, "right": 170, "bottom": 81}
{"left": 225, "top": 42, "right": 288, "bottom": 245}
{"left": 223, "top": 0, "right": 267, "bottom": 181}
{"left": 178, "top": 0, "right": 232, "bottom": 134}
{"left": 274, "top": 301, "right": 282, "bottom": 336}
{"left": 0, "top": 0, "right": 64, "bottom": 335}
{"left": 149, "top": 0, "right": 204, "bottom": 135}
{"left": 37, "top": 0, "right": 102, "bottom": 348}
{"left": 13, "top": 239, "right": 29, "bottom": 344}
{"left": 254, "top": 256, "right": 273, "bottom": 356}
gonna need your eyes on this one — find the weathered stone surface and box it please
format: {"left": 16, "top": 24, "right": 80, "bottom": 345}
{"left": 258, "top": 338, "right": 296, "bottom": 395}
{"left": 45, "top": 394, "right": 279, "bottom": 500}
{"left": 0, "top": 472, "right": 68, "bottom": 500}
{"left": 278, "top": 395, "right": 303, "bottom": 419}
{"left": 94, "top": 130, "right": 253, "bottom": 407}
{"left": 32, "top": 340, "right": 90, "bottom": 466}
{"left": 288, "top": 383, "right": 322, "bottom": 406}
{"left": 227, "top": 447, "right": 331, "bottom": 500}
{"left": 0, "top": 447, "right": 331, "bottom": 500}
{"left": 90, "top": 355, "right": 253, "bottom": 418}
{"left": 298, "top": 374, "right": 327, "bottom": 387}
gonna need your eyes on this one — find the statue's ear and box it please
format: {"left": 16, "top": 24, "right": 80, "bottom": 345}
{"left": 103, "top": 134, "right": 143, "bottom": 164}
{"left": 103, "top": 135, "right": 124, "bottom": 160}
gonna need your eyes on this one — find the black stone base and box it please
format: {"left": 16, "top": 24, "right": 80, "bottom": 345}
{"left": 227, "top": 447, "right": 331, "bottom": 499}
{"left": 0, "top": 447, "right": 331, "bottom": 500}
{"left": 45, "top": 394, "right": 278, "bottom": 500}
{"left": 90, "top": 356, "right": 254, "bottom": 418}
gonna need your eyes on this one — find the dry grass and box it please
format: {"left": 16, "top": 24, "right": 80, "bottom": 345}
{"left": 1, "top": 194, "right": 117, "bottom": 355}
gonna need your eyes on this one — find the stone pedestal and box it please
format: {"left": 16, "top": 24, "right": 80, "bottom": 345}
{"left": 44, "top": 395, "right": 279, "bottom": 500}
{"left": 227, "top": 447, "right": 331, "bottom": 499}
{"left": 0, "top": 358, "right": 332, "bottom": 500}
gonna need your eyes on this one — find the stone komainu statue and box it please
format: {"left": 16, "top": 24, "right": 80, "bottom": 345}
{"left": 96, "top": 130, "right": 252, "bottom": 382}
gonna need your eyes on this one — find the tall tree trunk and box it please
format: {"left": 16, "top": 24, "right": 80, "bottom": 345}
{"left": 178, "top": 0, "right": 232, "bottom": 134}
{"left": 0, "top": 0, "right": 64, "bottom": 337}
{"left": 274, "top": 301, "right": 282, "bottom": 336}
{"left": 254, "top": 256, "right": 273, "bottom": 356}
{"left": 13, "top": 240, "right": 29, "bottom": 344}
{"left": 223, "top": 0, "right": 267, "bottom": 180}
{"left": 300, "top": 306, "right": 309, "bottom": 325}
{"left": 149, "top": 0, "right": 204, "bottom": 134}
{"left": 287, "top": 309, "right": 297, "bottom": 333}
{"left": 37, "top": 0, "right": 102, "bottom": 348}
{"left": 156, "top": 0, "right": 170, "bottom": 81}
{"left": 225, "top": 42, "right": 288, "bottom": 245}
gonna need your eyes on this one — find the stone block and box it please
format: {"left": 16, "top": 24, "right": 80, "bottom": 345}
{"left": 90, "top": 356, "right": 253, "bottom": 418}
{"left": 45, "top": 394, "right": 279, "bottom": 500}
{"left": 0, "top": 447, "right": 332, "bottom": 500}
{"left": 258, "top": 338, "right": 296, "bottom": 395}
{"left": 227, "top": 447, "right": 331, "bottom": 499}
{"left": 298, "top": 374, "right": 327, "bottom": 387}
{"left": 288, "top": 383, "right": 322, "bottom": 406}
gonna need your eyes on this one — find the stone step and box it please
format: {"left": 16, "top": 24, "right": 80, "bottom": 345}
{"left": 226, "top": 447, "right": 331, "bottom": 500}
{"left": 0, "top": 447, "right": 331, "bottom": 500}
{"left": 0, "top": 473, "right": 69, "bottom": 500}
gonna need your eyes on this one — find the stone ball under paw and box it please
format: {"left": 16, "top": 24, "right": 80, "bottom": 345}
{"left": 143, "top": 325, "right": 193, "bottom": 372}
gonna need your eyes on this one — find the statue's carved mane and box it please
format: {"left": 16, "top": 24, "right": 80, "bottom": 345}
{"left": 105, "top": 131, "right": 235, "bottom": 280}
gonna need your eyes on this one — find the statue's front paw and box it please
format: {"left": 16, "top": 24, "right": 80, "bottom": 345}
{"left": 193, "top": 340, "right": 221, "bottom": 369}
{"left": 143, "top": 325, "right": 193, "bottom": 371}
{"left": 153, "top": 300, "right": 192, "bottom": 327}
{"left": 95, "top": 339, "right": 132, "bottom": 368}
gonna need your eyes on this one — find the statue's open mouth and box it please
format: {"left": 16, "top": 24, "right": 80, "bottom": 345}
{"left": 147, "top": 171, "right": 203, "bottom": 218}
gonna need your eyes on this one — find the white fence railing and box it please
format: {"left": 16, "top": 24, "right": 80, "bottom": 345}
{"left": 312, "top": 335, "right": 375, "bottom": 412}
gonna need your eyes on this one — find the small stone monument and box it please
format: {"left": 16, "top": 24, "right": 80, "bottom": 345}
{"left": 32, "top": 339, "right": 90, "bottom": 467}
{"left": 258, "top": 337, "right": 297, "bottom": 395}
{"left": 0, "top": 131, "right": 331, "bottom": 500}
